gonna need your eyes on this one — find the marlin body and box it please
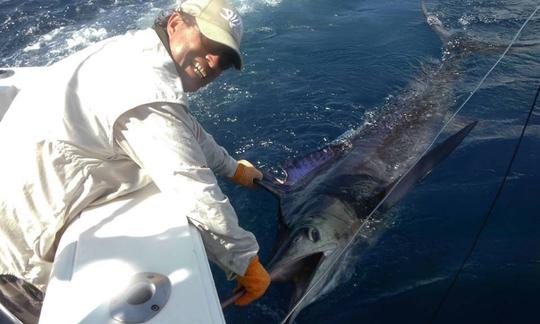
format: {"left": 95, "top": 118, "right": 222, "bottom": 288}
{"left": 257, "top": 3, "right": 479, "bottom": 323}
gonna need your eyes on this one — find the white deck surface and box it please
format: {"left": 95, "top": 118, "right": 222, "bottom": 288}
{"left": 38, "top": 184, "right": 225, "bottom": 324}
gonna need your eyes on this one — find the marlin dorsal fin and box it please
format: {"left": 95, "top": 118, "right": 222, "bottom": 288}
{"left": 381, "top": 121, "right": 477, "bottom": 211}
{"left": 256, "top": 174, "right": 288, "bottom": 198}
{"left": 279, "top": 141, "right": 352, "bottom": 187}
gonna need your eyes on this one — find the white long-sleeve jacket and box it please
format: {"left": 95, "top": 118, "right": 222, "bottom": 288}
{"left": 0, "top": 28, "right": 258, "bottom": 290}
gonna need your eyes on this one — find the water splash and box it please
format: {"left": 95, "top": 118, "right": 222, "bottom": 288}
{"left": 233, "top": 0, "right": 282, "bottom": 15}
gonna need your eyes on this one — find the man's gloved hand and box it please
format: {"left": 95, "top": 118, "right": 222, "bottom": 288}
{"left": 234, "top": 255, "right": 271, "bottom": 306}
{"left": 230, "top": 159, "right": 263, "bottom": 188}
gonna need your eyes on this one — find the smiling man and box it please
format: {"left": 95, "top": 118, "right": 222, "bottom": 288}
{"left": 159, "top": 0, "right": 243, "bottom": 91}
{"left": 0, "top": 0, "right": 269, "bottom": 322}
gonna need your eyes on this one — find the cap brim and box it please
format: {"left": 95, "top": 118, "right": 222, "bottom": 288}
{"left": 196, "top": 17, "right": 243, "bottom": 70}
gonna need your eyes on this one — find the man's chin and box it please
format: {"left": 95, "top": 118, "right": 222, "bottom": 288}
{"left": 180, "top": 77, "right": 201, "bottom": 93}
{"left": 183, "top": 84, "right": 199, "bottom": 92}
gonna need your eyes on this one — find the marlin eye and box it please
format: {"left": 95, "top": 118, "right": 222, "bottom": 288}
{"left": 307, "top": 228, "right": 320, "bottom": 242}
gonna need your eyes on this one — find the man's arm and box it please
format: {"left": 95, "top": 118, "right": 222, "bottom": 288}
{"left": 114, "top": 103, "right": 258, "bottom": 276}
{"left": 184, "top": 110, "right": 238, "bottom": 178}
{"left": 185, "top": 111, "right": 263, "bottom": 187}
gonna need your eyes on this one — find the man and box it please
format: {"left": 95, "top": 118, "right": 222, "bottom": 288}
{"left": 0, "top": 0, "right": 270, "bottom": 321}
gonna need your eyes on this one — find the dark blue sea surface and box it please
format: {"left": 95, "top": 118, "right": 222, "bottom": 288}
{"left": 1, "top": 0, "right": 539, "bottom": 323}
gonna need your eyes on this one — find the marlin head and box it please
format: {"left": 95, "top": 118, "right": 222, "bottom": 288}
{"left": 268, "top": 195, "right": 354, "bottom": 281}
{"left": 266, "top": 195, "right": 359, "bottom": 321}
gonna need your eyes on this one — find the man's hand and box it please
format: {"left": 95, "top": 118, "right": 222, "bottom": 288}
{"left": 234, "top": 255, "right": 271, "bottom": 306}
{"left": 230, "top": 159, "right": 263, "bottom": 188}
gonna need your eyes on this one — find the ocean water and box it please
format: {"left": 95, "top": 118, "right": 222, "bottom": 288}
{"left": 1, "top": 0, "right": 539, "bottom": 323}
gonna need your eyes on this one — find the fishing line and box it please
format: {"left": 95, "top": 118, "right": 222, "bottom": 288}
{"left": 279, "top": 4, "right": 540, "bottom": 323}
{"left": 429, "top": 84, "right": 540, "bottom": 323}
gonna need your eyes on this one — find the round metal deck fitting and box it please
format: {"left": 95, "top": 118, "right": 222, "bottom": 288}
{"left": 0, "top": 69, "right": 14, "bottom": 79}
{"left": 109, "top": 272, "right": 171, "bottom": 323}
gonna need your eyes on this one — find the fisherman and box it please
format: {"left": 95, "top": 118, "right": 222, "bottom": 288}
{"left": 0, "top": 0, "right": 270, "bottom": 321}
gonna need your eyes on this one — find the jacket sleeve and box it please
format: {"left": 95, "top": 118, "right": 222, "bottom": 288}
{"left": 114, "top": 103, "right": 258, "bottom": 277}
{"left": 187, "top": 111, "right": 239, "bottom": 178}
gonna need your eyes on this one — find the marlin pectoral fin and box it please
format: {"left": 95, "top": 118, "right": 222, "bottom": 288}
{"left": 256, "top": 173, "right": 293, "bottom": 242}
{"left": 267, "top": 216, "right": 292, "bottom": 263}
{"left": 381, "top": 121, "right": 477, "bottom": 211}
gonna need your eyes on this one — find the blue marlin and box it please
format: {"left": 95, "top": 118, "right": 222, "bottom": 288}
{"left": 257, "top": 2, "right": 480, "bottom": 322}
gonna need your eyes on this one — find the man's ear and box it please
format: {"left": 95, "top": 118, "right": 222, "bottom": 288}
{"left": 167, "top": 12, "right": 183, "bottom": 38}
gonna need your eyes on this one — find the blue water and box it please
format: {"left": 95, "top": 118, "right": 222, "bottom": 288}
{"left": 2, "top": 0, "right": 539, "bottom": 323}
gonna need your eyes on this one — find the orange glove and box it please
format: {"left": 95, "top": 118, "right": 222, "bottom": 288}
{"left": 230, "top": 160, "right": 263, "bottom": 188}
{"left": 234, "top": 255, "right": 271, "bottom": 306}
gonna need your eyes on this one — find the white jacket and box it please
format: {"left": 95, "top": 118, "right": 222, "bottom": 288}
{"left": 0, "top": 28, "right": 258, "bottom": 290}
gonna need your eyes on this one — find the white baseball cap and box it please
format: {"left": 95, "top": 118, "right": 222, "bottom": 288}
{"left": 179, "top": 0, "right": 243, "bottom": 69}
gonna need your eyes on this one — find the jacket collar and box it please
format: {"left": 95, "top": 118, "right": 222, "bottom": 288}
{"left": 153, "top": 24, "right": 183, "bottom": 78}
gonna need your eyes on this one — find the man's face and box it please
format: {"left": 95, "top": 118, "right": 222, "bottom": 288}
{"left": 167, "top": 13, "right": 234, "bottom": 92}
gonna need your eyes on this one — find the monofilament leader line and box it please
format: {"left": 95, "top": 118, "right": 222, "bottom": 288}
{"left": 279, "top": 3, "right": 540, "bottom": 323}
